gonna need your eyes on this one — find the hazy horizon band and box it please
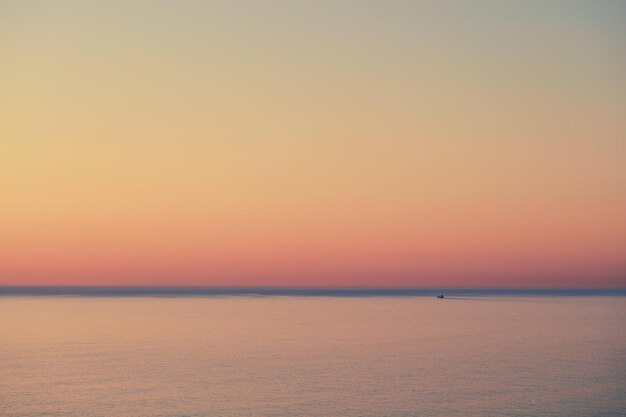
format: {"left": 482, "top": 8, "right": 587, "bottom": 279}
{"left": 1, "top": 286, "right": 625, "bottom": 297}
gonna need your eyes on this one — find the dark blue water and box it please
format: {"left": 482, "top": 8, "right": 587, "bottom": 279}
{"left": 1, "top": 286, "right": 624, "bottom": 297}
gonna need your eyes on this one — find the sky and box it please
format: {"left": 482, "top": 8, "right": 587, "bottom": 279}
{"left": 1, "top": 1, "right": 625, "bottom": 287}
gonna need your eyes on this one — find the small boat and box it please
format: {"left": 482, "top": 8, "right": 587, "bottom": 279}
{"left": 437, "top": 294, "right": 444, "bottom": 299}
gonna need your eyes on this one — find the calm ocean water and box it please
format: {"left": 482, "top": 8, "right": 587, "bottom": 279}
{"left": 1, "top": 289, "right": 625, "bottom": 417}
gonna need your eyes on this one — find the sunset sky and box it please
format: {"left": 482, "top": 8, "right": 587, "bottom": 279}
{"left": 1, "top": 1, "right": 625, "bottom": 287}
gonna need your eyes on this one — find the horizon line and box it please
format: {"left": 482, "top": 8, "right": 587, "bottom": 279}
{"left": 2, "top": 286, "right": 625, "bottom": 297}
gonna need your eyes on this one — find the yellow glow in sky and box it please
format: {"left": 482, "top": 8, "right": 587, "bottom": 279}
{"left": 1, "top": 1, "right": 625, "bottom": 286}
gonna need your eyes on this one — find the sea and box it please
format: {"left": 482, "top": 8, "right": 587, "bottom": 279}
{"left": 1, "top": 287, "right": 625, "bottom": 417}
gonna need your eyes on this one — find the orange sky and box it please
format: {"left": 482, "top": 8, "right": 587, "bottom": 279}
{"left": 1, "top": 1, "right": 625, "bottom": 286}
